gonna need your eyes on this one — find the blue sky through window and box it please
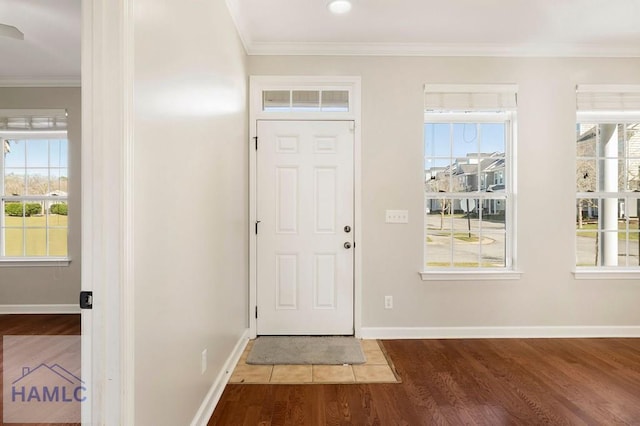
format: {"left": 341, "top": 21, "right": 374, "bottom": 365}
{"left": 4, "top": 139, "right": 68, "bottom": 170}
{"left": 425, "top": 123, "right": 505, "bottom": 170}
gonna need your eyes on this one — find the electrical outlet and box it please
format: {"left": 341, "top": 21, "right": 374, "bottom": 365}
{"left": 384, "top": 295, "right": 393, "bottom": 309}
{"left": 201, "top": 349, "right": 207, "bottom": 375}
{"left": 385, "top": 210, "right": 409, "bottom": 224}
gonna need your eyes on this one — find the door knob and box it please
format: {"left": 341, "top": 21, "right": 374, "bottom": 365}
{"left": 344, "top": 242, "right": 352, "bottom": 249}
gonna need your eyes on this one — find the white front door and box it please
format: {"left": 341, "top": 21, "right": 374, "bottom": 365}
{"left": 257, "top": 120, "right": 354, "bottom": 335}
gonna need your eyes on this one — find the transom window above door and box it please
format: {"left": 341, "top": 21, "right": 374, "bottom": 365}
{"left": 262, "top": 89, "right": 350, "bottom": 112}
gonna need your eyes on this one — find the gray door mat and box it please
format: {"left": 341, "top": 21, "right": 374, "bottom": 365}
{"left": 246, "top": 336, "right": 366, "bottom": 365}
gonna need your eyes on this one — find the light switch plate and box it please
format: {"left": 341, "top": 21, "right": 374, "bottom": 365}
{"left": 385, "top": 210, "right": 409, "bottom": 224}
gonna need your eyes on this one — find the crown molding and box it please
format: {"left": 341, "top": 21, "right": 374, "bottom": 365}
{"left": 246, "top": 41, "right": 640, "bottom": 58}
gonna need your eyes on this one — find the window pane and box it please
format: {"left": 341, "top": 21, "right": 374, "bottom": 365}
{"left": 576, "top": 159, "right": 596, "bottom": 192}
{"left": 263, "top": 90, "right": 290, "bottom": 110}
{"left": 617, "top": 233, "right": 639, "bottom": 267}
{"left": 576, "top": 230, "right": 597, "bottom": 266}
{"left": 621, "top": 158, "right": 640, "bottom": 191}
{"left": 425, "top": 200, "right": 454, "bottom": 267}
{"left": 452, "top": 198, "right": 481, "bottom": 268}
{"left": 479, "top": 123, "right": 505, "bottom": 154}
{"left": 24, "top": 203, "right": 44, "bottom": 226}
{"left": 576, "top": 198, "right": 598, "bottom": 227}
{"left": 48, "top": 204, "right": 68, "bottom": 225}
{"left": 292, "top": 91, "right": 320, "bottom": 111}
{"left": 425, "top": 231, "right": 452, "bottom": 268}
{"left": 482, "top": 232, "right": 506, "bottom": 267}
{"left": 25, "top": 228, "right": 46, "bottom": 256}
{"left": 453, "top": 123, "right": 479, "bottom": 158}
{"left": 50, "top": 169, "right": 68, "bottom": 193}
{"left": 4, "top": 170, "right": 24, "bottom": 195}
{"left": 26, "top": 169, "right": 49, "bottom": 195}
{"left": 425, "top": 199, "right": 453, "bottom": 230}
{"left": 483, "top": 159, "right": 506, "bottom": 192}
{"left": 453, "top": 206, "right": 482, "bottom": 268}
{"left": 321, "top": 90, "right": 349, "bottom": 112}
{"left": 582, "top": 123, "right": 640, "bottom": 192}
{"left": 4, "top": 201, "right": 23, "bottom": 221}
{"left": 596, "top": 198, "right": 621, "bottom": 231}
{"left": 576, "top": 123, "right": 597, "bottom": 156}
{"left": 48, "top": 228, "right": 68, "bottom": 257}
{"left": 453, "top": 236, "right": 480, "bottom": 267}
{"left": 26, "top": 139, "right": 48, "bottom": 167}
{"left": 424, "top": 123, "right": 451, "bottom": 158}
{"left": 4, "top": 140, "right": 25, "bottom": 167}
{"left": 50, "top": 139, "right": 68, "bottom": 167}
{"left": 482, "top": 199, "right": 506, "bottom": 227}
{"left": 452, "top": 124, "right": 480, "bottom": 193}
{"left": 452, "top": 159, "right": 478, "bottom": 193}
{"left": 4, "top": 228, "right": 24, "bottom": 256}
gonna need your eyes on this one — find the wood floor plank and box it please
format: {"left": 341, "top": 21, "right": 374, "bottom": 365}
{"left": 0, "top": 314, "right": 81, "bottom": 426}
{"left": 210, "top": 338, "right": 640, "bottom": 425}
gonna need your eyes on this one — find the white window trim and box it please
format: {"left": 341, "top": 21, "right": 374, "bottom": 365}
{"left": 573, "top": 268, "right": 640, "bottom": 280}
{"left": 0, "top": 257, "right": 70, "bottom": 267}
{"left": 421, "top": 111, "right": 519, "bottom": 279}
{"left": 575, "top": 111, "right": 640, "bottom": 278}
{"left": 420, "top": 270, "right": 523, "bottom": 281}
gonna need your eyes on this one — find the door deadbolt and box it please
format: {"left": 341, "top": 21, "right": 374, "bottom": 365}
{"left": 344, "top": 242, "right": 352, "bottom": 249}
{"left": 344, "top": 225, "right": 351, "bottom": 233}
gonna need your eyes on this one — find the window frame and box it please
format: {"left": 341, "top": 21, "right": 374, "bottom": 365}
{"left": 574, "top": 111, "right": 640, "bottom": 279}
{"left": 421, "top": 111, "right": 520, "bottom": 280}
{"left": 1, "top": 130, "right": 70, "bottom": 265}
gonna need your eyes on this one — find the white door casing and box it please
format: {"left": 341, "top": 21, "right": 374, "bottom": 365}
{"left": 257, "top": 120, "right": 354, "bottom": 335}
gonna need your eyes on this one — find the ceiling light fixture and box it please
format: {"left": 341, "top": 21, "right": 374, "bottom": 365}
{"left": 327, "top": 0, "right": 352, "bottom": 15}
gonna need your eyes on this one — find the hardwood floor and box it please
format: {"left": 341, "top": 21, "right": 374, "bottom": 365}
{"left": 209, "top": 338, "right": 640, "bottom": 425}
{"left": 0, "top": 314, "right": 80, "bottom": 336}
{"left": 0, "top": 314, "right": 81, "bottom": 426}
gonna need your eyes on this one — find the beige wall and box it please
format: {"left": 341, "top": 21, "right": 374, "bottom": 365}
{"left": 0, "top": 87, "right": 81, "bottom": 306}
{"left": 249, "top": 56, "right": 640, "bottom": 329}
{"left": 133, "top": 0, "right": 248, "bottom": 424}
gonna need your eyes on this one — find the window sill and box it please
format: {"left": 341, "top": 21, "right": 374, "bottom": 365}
{"left": 0, "top": 258, "right": 71, "bottom": 268}
{"left": 420, "top": 270, "right": 523, "bottom": 281}
{"left": 573, "top": 269, "right": 640, "bottom": 280}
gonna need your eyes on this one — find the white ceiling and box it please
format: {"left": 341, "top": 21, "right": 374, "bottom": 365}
{"left": 0, "top": 0, "right": 637, "bottom": 83}
{"left": 227, "top": 0, "right": 640, "bottom": 56}
{"left": 0, "top": 0, "right": 80, "bottom": 84}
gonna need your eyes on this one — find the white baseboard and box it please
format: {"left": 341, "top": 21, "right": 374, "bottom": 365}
{"left": 0, "top": 304, "right": 80, "bottom": 314}
{"left": 190, "top": 328, "right": 250, "bottom": 426}
{"left": 360, "top": 326, "right": 640, "bottom": 339}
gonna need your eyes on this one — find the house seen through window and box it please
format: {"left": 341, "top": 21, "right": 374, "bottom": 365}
{"left": 575, "top": 86, "right": 640, "bottom": 270}
{"left": 423, "top": 85, "right": 516, "bottom": 271}
{"left": 576, "top": 120, "right": 640, "bottom": 268}
{"left": 1, "top": 110, "right": 68, "bottom": 259}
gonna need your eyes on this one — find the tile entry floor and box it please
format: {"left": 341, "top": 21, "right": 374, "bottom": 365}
{"left": 230, "top": 339, "right": 400, "bottom": 384}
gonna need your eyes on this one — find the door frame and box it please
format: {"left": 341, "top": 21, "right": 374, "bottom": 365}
{"left": 249, "top": 76, "right": 362, "bottom": 338}
{"left": 82, "top": 0, "right": 135, "bottom": 423}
